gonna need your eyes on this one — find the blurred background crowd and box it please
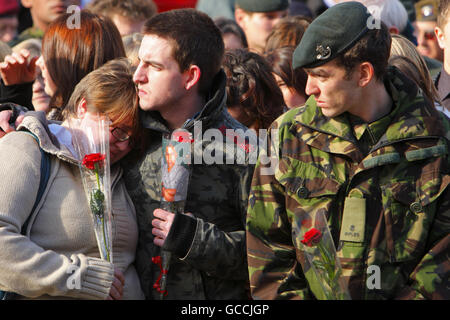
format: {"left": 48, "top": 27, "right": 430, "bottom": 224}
{"left": 0, "top": 0, "right": 448, "bottom": 127}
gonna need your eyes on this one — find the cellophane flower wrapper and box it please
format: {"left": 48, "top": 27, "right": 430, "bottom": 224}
{"left": 156, "top": 129, "right": 193, "bottom": 299}
{"left": 293, "top": 211, "right": 351, "bottom": 300}
{"left": 67, "top": 114, "right": 113, "bottom": 263}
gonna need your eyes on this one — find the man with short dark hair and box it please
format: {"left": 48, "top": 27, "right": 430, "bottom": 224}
{"left": 125, "top": 9, "right": 255, "bottom": 300}
{"left": 86, "top": 0, "right": 157, "bottom": 37}
{"left": 247, "top": 1, "right": 449, "bottom": 300}
{"left": 235, "top": 0, "right": 289, "bottom": 53}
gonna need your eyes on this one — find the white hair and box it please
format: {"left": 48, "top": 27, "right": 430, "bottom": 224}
{"left": 352, "top": 0, "right": 408, "bottom": 33}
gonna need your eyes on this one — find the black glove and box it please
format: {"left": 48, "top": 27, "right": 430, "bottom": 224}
{"left": 0, "top": 102, "right": 21, "bottom": 130}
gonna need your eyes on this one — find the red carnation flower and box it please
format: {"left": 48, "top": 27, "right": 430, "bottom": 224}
{"left": 82, "top": 153, "right": 106, "bottom": 170}
{"left": 301, "top": 228, "right": 322, "bottom": 247}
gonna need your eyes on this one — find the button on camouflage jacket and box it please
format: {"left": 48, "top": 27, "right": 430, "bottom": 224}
{"left": 123, "top": 70, "right": 256, "bottom": 299}
{"left": 247, "top": 67, "right": 450, "bottom": 300}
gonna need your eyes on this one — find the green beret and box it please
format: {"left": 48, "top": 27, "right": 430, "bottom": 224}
{"left": 415, "top": 0, "right": 438, "bottom": 22}
{"left": 235, "top": 0, "right": 290, "bottom": 12}
{"left": 293, "top": 1, "right": 372, "bottom": 69}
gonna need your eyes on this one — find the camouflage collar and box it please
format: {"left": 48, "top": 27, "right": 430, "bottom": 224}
{"left": 293, "top": 95, "right": 357, "bottom": 144}
{"left": 8, "top": 26, "right": 44, "bottom": 47}
{"left": 21, "top": 26, "right": 44, "bottom": 38}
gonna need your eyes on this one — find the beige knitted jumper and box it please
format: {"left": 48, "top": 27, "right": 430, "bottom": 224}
{"left": 0, "top": 112, "right": 144, "bottom": 300}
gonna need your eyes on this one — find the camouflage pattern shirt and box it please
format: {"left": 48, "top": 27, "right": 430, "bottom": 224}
{"left": 123, "top": 71, "right": 256, "bottom": 299}
{"left": 8, "top": 27, "right": 44, "bottom": 48}
{"left": 247, "top": 67, "right": 450, "bottom": 300}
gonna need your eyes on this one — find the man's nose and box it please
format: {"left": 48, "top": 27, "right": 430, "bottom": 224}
{"left": 133, "top": 64, "right": 146, "bottom": 84}
{"left": 305, "top": 76, "right": 319, "bottom": 97}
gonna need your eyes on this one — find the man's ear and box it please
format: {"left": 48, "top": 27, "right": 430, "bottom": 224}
{"left": 76, "top": 98, "right": 88, "bottom": 118}
{"left": 183, "top": 65, "right": 201, "bottom": 91}
{"left": 435, "top": 26, "right": 445, "bottom": 50}
{"left": 235, "top": 7, "right": 247, "bottom": 30}
{"left": 388, "top": 26, "right": 400, "bottom": 34}
{"left": 21, "top": 0, "right": 33, "bottom": 9}
{"left": 358, "top": 62, "right": 374, "bottom": 88}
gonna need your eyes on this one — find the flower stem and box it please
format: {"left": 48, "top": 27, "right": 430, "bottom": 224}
{"left": 317, "top": 243, "right": 335, "bottom": 279}
{"left": 101, "top": 216, "right": 110, "bottom": 261}
{"left": 94, "top": 163, "right": 101, "bottom": 189}
{"left": 94, "top": 162, "right": 109, "bottom": 262}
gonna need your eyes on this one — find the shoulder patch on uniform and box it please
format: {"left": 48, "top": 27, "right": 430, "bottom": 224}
{"left": 340, "top": 197, "right": 366, "bottom": 243}
{"left": 405, "top": 145, "right": 448, "bottom": 162}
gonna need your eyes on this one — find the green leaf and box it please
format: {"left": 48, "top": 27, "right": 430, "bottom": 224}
{"left": 312, "top": 260, "right": 326, "bottom": 271}
{"left": 90, "top": 189, "right": 105, "bottom": 217}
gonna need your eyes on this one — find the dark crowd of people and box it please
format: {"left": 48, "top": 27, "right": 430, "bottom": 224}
{"left": 0, "top": 0, "right": 448, "bottom": 301}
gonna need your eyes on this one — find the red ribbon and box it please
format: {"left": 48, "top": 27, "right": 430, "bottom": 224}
{"left": 151, "top": 256, "right": 168, "bottom": 296}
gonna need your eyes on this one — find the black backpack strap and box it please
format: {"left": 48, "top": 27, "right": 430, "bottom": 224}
{"left": 1, "top": 131, "right": 51, "bottom": 300}
{"left": 20, "top": 131, "right": 51, "bottom": 234}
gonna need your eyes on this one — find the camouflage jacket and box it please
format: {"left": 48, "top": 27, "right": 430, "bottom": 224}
{"left": 122, "top": 70, "right": 256, "bottom": 299}
{"left": 247, "top": 67, "right": 450, "bottom": 300}
{"left": 8, "top": 27, "right": 44, "bottom": 48}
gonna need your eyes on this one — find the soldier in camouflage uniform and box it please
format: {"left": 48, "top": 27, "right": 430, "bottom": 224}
{"left": 123, "top": 9, "right": 255, "bottom": 300}
{"left": 247, "top": 2, "right": 449, "bottom": 300}
{"left": 9, "top": 0, "right": 80, "bottom": 47}
{"left": 413, "top": 0, "right": 444, "bottom": 78}
{"left": 9, "top": 27, "right": 44, "bottom": 48}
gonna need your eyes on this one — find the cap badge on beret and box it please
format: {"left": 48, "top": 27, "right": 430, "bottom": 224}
{"left": 421, "top": 5, "right": 434, "bottom": 18}
{"left": 316, "top": 45, "right": 331, "bottom": 60}
{"left": 292, "top": 2, "right": 372, "bottom": 69}
{"left": 414, "top": 0, "right": 438, "bottom": 21}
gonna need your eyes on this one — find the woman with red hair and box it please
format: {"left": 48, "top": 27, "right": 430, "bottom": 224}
{"left": 0, "top": 10, "right": 125, "bottom": 122}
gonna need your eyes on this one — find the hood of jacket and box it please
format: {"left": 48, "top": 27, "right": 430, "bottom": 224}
{"left": 16, "top": 111, "right": 79, "bottom": 165}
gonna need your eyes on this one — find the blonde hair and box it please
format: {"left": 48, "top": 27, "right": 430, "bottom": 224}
{"left": 63, "top": 58, "right": 140, "bottom": 138}
{"left": 390, "top": 34, "right": 439, "bottom": 103}
{"left": 437, "top": 0, "right": 449, "bottom": 29}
